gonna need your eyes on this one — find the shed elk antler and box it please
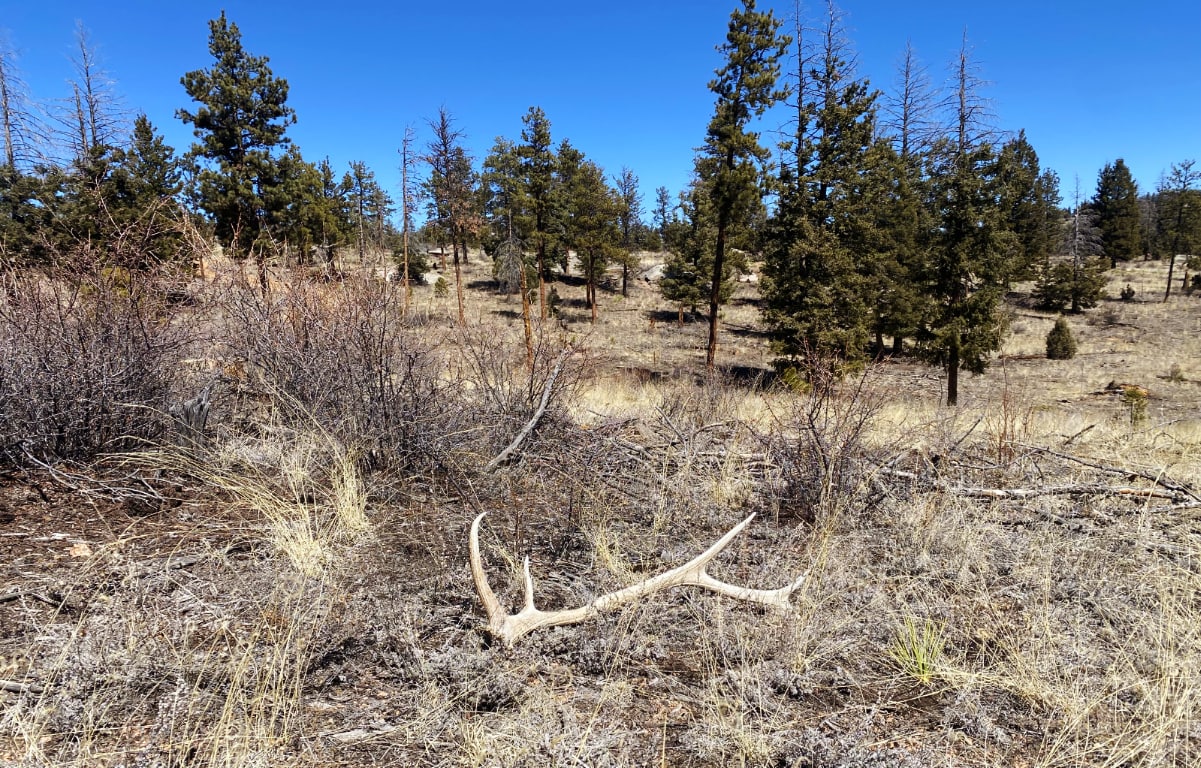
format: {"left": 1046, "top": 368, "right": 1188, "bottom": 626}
{"left": 469, "top": 512, "right": 805, "bottom": 646}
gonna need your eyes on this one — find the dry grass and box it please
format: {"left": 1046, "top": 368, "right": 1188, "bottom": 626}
{"left": 2, "top": 255, "right": 1200, "bottom": 766}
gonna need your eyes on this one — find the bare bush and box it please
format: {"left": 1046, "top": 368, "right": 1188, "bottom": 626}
{"left": 765, "top": 366, "right": 886, "bottom": 524}
{"left": 213, "top": 276, "right": 455, "bottom": 471}
{"left": 0, "top": 267, "right": 194, "bottom": 465}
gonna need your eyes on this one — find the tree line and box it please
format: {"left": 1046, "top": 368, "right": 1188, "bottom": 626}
{"left": 1, "top": 5, "right": 1198, "bottom": 404}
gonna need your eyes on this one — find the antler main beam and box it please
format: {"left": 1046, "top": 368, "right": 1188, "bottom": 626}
{"left": 469, "top": 512, "right": 804, "bottom": 647}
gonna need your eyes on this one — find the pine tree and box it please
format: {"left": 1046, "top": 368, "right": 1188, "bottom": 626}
{"left": 698, "top": 0, "right": 790, "bottom": 370}
{"left": 1034, "top": 178, "right": 1106, "bottom": 313}
{"left": 177, "top": 11, "right": 296, "bottom": 283}
{"left": 1045, "top": 317, "right": 1077, "bottom": 360}
{"left": 762, "top": 3, "right": 881, "bottom": 368}
{"left": 1093, "top": 159, "right": 1141, "bottom": 266}
{"left": 519, "top": 107, "right": 557, "bottom": 319}
{"left": 660, "top": 180, "right": 719, "bottom": 323}
{"left": 1156, "top": 161, "right": 1201, "bottom": 301}
{"left": 481, "top": 136, "right": 528, "bottom": 248}
{"left": 916, "top": 36, "right": 1011, "bottom": 407}
{"left": 652, "top": 185, "right": 674, "bottom": 241}
{"left": 877, "top": 41, "right": 940, "bottom": 355}
{"left": 106, "top": 114, "right": 186, "bottom": 266}
{"left": 613, "top": 167, "right": 643, "bottom": 297}
{"left": 424, "top": 108, "right": 478, "bottom": 326}
{"left": 563, "top": 158, "right": 621, "bottom": 322}
{"left": 996, "top": 130, "right": 1061, "bottom": 283}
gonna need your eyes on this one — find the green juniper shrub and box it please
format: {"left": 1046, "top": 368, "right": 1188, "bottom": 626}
{"left": 1046, "top": 317, "right": 1077, "bottom": 360}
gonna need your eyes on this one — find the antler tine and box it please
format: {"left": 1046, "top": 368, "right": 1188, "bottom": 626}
{"left": 468, "top": 513, "right": 506, "bottom": 635}
{"left": 521, "top": 556, "right": 537, "bottom": 613}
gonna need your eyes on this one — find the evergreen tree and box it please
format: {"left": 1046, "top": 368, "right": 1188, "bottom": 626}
{"left": 550, "top": 138, "right": 583, "bottom": 275}
{"left": 1093, "top": 158, "right": 1141, "bottom": 266}
{"left": 1156, "top": 160, "right": 1201, "bottom": 301}
{"left": 1034, "top": 183, "right": 1107, "bottom": 313}
{"left": 424, "top": 108, "right": 478, "bottom": 326}
{"left": 345, "top": 160, "right": 394, "bottom": 263}
{"left": 177, "top": 11, "right": 296, "bottom": 283}
{"left": 481, "top": 136, "right": 529, "bottom": 248}
{"left": 262, "top": 147, "right": 336, "bottom": 264}
{"left": 613, "top": 167, "right": 643, "bottom": 297}
{"left": 762, "top": 4, "right": 882, "bottom": 368}
{"left": 105, "top": 115, "right": 186, "bottom": 266}
{"left": 312, "top": 157, "right": 351, "bottom": 263}
{"left": 995, "top": 130, "right": 1061, "bottom": 283}
{"left": 563, "top": 158, "right": 621, "bottom": 322}
{"left": 915, "top": 37, "right": 1011, "bottom": 407}
{"left": 518, "top": 107, "right": 557, "bottom": 318}
{"left": 661, "top": 180, "right": 719, "bottom": 323}
{"left": 1045, "top": 317, "right": 1077, "bottom": 360}
{"left": 652, "top": 185, "right": 674, "bottom": 242}
{"left": 698, "top": 0, "right": 790, "bottom": 370}
{"left": 876, "top": 40, "right": 940, "bottom": 355}
{"left": 0, "top": 165, "right": 52, "bottom": 264}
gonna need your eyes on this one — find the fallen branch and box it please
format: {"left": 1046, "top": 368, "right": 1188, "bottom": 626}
{"left": 877, "top": 467, "right": 1187, "bottom": 502}
{"left": 1019, "top": 444, "right": 1200, "bottom": 501}
{"left": 484, "top": 346, "right": 574, "bottom": 473}
{"left": 323, "top": 724, "right": 401, "bottom": 743}
{"left": 0, "top": 590, "right": 60, "bottom": 607}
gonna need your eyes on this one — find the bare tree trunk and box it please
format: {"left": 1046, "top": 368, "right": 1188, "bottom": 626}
{"left": 707, "top": 214, "right": 727, "bottom": 372}
{"left": 589, "top": 277, "right": 597, "bottom": 323}
{"left": 946, "top": 334, "right": 960, "bottom": 407}
{"left": 400, "top": 130, "right": 414, "bottom": 315}
{"left": 454, "top": 240, "right": 466, "bottom": 327}
{"left": 1165, "top": 255, "right": 1176, "bottom": 302}
{"left": 520, "top": 264, "right": 534, "bottom": 372}
{"left": 538, "top": 236, "right": 548, "bottom": 321}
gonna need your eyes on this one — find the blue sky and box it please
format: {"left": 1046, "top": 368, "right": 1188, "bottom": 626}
{"left": 3, "top": 0, "right": 1199, "bottom": 218}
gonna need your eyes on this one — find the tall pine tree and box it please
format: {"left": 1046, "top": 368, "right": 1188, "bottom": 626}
{"left": 698, "top": 0, "right": 790, "bottom": 370}
{"left": 916, "top": 37, "right": 1011, "bottom": 407}
{"left": 177, "top": 12, "right": 295, "bottom": 286}
{"left": 1093, "top": 159, "right": 1141, "bottom": 266}
{"left": 762, "top": 4, "right": 887, "bottom": 369}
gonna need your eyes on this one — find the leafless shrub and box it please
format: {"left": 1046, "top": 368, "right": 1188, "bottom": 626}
{"left": 213, "top": 276, "right": 457, "bottom": 471}
{"left": 452, "top": 324, "right": 586, "bottom": 461}
{"left": 0, "top": 265, "right": 194, "bottom": 465}
{"left": 765, "top": 365, "right": 887, "bottom": 524}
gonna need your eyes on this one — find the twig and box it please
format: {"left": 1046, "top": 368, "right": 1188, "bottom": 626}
{"left": 484, "top": 346, "right": 574, "bottom": 473}
{"left": 1, "top": 679, "right": 44, "bottom": 695}
{"left": 0, "top": 590, "right": 60, "bottom": 607}
{"left": 323, "top": 724, "right": 400, "bottom": 743}
{"left": 1060, "top": 424, "right": 1095, "bottom": 447}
